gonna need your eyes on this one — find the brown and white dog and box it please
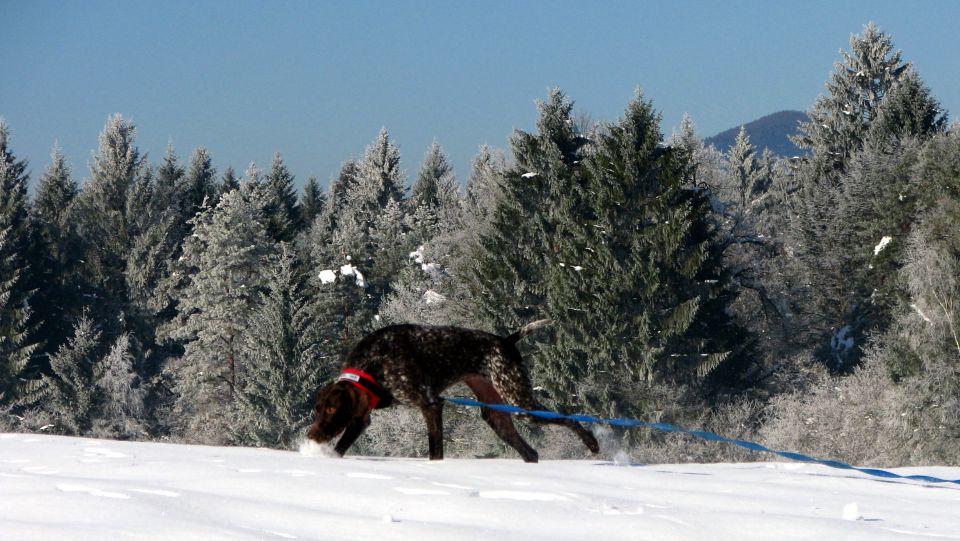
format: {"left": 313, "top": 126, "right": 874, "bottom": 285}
{"left": 307, "top": 321, "right": 599, "bottom": 462}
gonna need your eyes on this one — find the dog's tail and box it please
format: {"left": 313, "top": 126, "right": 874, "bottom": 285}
{"left": 506, "top": 319, "right": 553, "bottom": 345}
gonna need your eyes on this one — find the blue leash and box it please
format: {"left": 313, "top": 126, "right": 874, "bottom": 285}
{"left": 442, "top": 396, "right": 960, "bottom": 486}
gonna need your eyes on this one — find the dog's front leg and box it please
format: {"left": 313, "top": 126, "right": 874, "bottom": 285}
{"left": 420, "top": 402, "right": 444, "bottom": 460}
{"left": 334, "top": 415, "right": 371, "bottom": 457}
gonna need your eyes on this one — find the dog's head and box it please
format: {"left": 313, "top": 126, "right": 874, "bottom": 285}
{"left": 307, "top": 382, "right": 368, "bottom": 444}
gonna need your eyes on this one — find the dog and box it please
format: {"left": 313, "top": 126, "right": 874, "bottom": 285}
{"left": 307, "top": 320, "right": 600, "bottom": 462}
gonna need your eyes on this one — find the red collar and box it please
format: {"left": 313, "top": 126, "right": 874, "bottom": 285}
{"left": 337, "top": 368, "right": 391, "bottom": 409}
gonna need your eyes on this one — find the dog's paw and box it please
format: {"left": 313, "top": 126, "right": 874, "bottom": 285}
{"left": 298, "top": 438, "right": 339, "bottom": 458}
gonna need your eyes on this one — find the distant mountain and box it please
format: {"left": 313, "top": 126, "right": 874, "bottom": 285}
{"left": 704, "top": 110, "right": 809, "bottom": 157}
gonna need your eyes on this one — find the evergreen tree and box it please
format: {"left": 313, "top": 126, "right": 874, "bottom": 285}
{"left": 300, "top": 176, "right": 325, "bottom": 227}
{"left": 219, "top": 166, "right": 240, "bottom": 199}
{"left": 28, "top": 146, "right": 81, "bottom": 357}
{"left": 670, "top": 113, "right": 726, "bottom": 192}
{"left": 231, "top": 244, "right": 332, "bottom": 448}
{"left": 32, "top": 146, "right": 79, "bottom": 229}
{"left": 29, "top": 315, "right": 104, "bottom": 434}
{"left": 262, "top": 152, "right": 303, "bottom": 242}
{"left": 95, "top": 332, "right": 147, "bottom": 438}
{"left": 543, "top": 90, "right": 747, "bottom": 412}
{"left": 786, "top": 24, "right": 945, "bottom": 366}
{"left": 72, "top": 114, "right": 146, "bottom": 330}
{"left": 410, "top": 140, "right": 461, "bottom": 244}
{"left": 359, "top": 127, "right": 406, "bottom": 209}
{"left": 883, "top": 129, "right": 960, "bottom": 377}
{"left": 463, "top": 145, "right": 506, "bottom": 233}
{"left": 471, "top": 89, "right": 587, "bottom": 334}
{"left": 717, "top": 131, "right": 787, "bottom": 362}
{"left": 308, "top": 129, "right": 410, "bottom": 345}
{"left": 165, "top": 182, "right": 276, "bottom": 443}
{"left": 792, "top": 22, "right": 910, "bottom": 172}
{"left": 153, "top": 144, "right": 185, "bottom": 216}
{"left": 0, "top": 121, "right": 40, "bottom": 404}
{"left": 180, "top": 147, "right": 217, "bottom": 222}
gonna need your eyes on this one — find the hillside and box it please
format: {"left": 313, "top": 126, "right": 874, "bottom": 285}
{"left": 705, "top": 110, "right": 809, "bottom": 157}
{"left": 2, "top": 433, "right": 958, "bottom": 540}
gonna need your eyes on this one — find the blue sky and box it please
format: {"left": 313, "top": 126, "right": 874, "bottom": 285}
{"left": 2, "top": 1, "right": 958, "bottom": 190}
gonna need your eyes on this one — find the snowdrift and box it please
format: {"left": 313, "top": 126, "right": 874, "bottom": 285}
{"left": 1, "top": 433, "right": 957, "bottom": 540}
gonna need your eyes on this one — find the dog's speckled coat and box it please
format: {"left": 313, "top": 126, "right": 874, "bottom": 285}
{"left": 308, "top": 321, "right": 599, "bottom": 462}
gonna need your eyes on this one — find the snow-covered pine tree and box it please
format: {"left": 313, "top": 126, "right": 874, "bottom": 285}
{"left": 463, "top": 145, "right": 506, "bottom": 236}
{"left": 153, "top": 144, "right": 185, "bottom": 218}
{"left": 94, "top": 332, "right": 147, "bottom": 438}
{"left": 359, "top": 127, "right": 406, "bottom": 210}
{"left": 165, "top": 181, "right": 277, "bottom": 443}
{"left": 785, "top": 24, "right": 940, "bottom": 365}
{"left": 0, "top": 122, "right": 40, "bottom": 405}
{"left": 28, "top": 146, "right": 82, "bottom": 357}
{"left": 72, "top": 114, "right": 147, "bottom": 332}
{"left": 179, "top": 147, "right": 218, "bottom": 223}
{"left": 410, "top": 140, "right": 460, "bottom": 242}
{"left": 262, "top": 153, "right": 304, "bottom": 242}
{"left": 308, "top": 129, "right": 410, "bottom": 345}
{"left": 231, "top": 244, "right": 332, "bottom": 449}
{"left": 792, "top": 22, "right": 910, "bottom": 173}
{"left": 471, "top": 89, "right": 587, "bottom": 335}
{"left": 28, "top": 315, "right": 104, "bottom": 434}
{"left": 670, "top": 113, "right": 725, "bottom": 193}
{"left": 300, "top": 176, "right": 325, "bottom": 227}
{"left": 219, "top": 166, "right": 240, "bottom": 200}
{"left": 881, "top": 129, "right": 960, "bottom": 378}
{"left": 537, "top": 90, "right": 748, "bottom": 414}
{"left": 380, "top": 141, "right": 470, "bottom": 329}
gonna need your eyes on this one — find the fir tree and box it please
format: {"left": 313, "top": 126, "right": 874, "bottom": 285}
{"left": 308, "top": 130, "right": 410, "bottom": 345}
{"left": 180, "top": 147, "right": 217, "bottom": 222}
{"left": 95, "top": 332, "right": 147, "bottom": 438}
{"left": 472, "top": 89, "right": 587, "bottom": 333}
{"left": 153, "top": 144, "right": 185, "bottom": 216}
{"left": 29, "top": 315, "right": 104, "bottom": 434}
{"left": 28, "top": 146, "right": 82, "bottom": 356}
{"left": 165, "top": 182, "right": 276, "bottom": 443}
{"left": 300, "top": 176, "right": 325, "bottom": 227}
{"left": 72, "top": 114, "right": 146, "bottom": 331}
{"left": 219, "top": 166, "right": 240, "bottom": 199}
{"left": 793, "top": 22, "right": 910, "bottom": 172}
{"left": 551, "top": 91, "right": 747, "bottom": 409}
{"left": 410, "top": 140, "right": 461, "bottom": 243}
{"left": 262, "top": 152, "right": 303, "bottom": 242}
{"left": 463, "top": 145, "right": 506, "bottom": 233}
{"left": 786, "top": 24, "right": 943, "bottom": 365}
{"left": 231, "top": 244, "right": 332, "bottom": 448}
{"left": 359, "top": 127, "right": 406, "bottom": 209}
{"left": 0, "top": 121, "right": 40, "bottom": 405}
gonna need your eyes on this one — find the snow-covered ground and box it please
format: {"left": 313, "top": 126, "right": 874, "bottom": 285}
{"left": 2, "top": 433, "right": 958, "bottom": 540}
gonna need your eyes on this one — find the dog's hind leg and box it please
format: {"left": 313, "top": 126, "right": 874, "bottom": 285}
{"left": 464, "top": 375, "right": 539, "bottom": 463}
{"left": 491, "top": 352, "right": 601, "bottom": 455}
{"left": 420, "top": 402, "right": 445, "bottom": 460}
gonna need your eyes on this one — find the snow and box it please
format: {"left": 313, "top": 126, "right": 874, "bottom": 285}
{"left": 521, "top": 172, "right": 538, "bottom": 178}
{"left": 874, "top": 236, "right": 893, "bottom": 256}
{"left": 422, "top": 289, "right": 445, "bottom": 305}
{"left": 339, "top": 264, "right": 366, "bottom": 288}
{"left": 2, "top": 433, "right": 958, "bottom": 540}
{"left": 318, "top": 269, "right": 336, "bottom": 284}
{"left": 409, "top": 246, "right": 425, "bottom": 264}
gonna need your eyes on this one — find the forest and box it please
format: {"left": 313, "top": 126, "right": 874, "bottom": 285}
{"left": 1, "top": 23, "right": 958, "bottom": 466}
